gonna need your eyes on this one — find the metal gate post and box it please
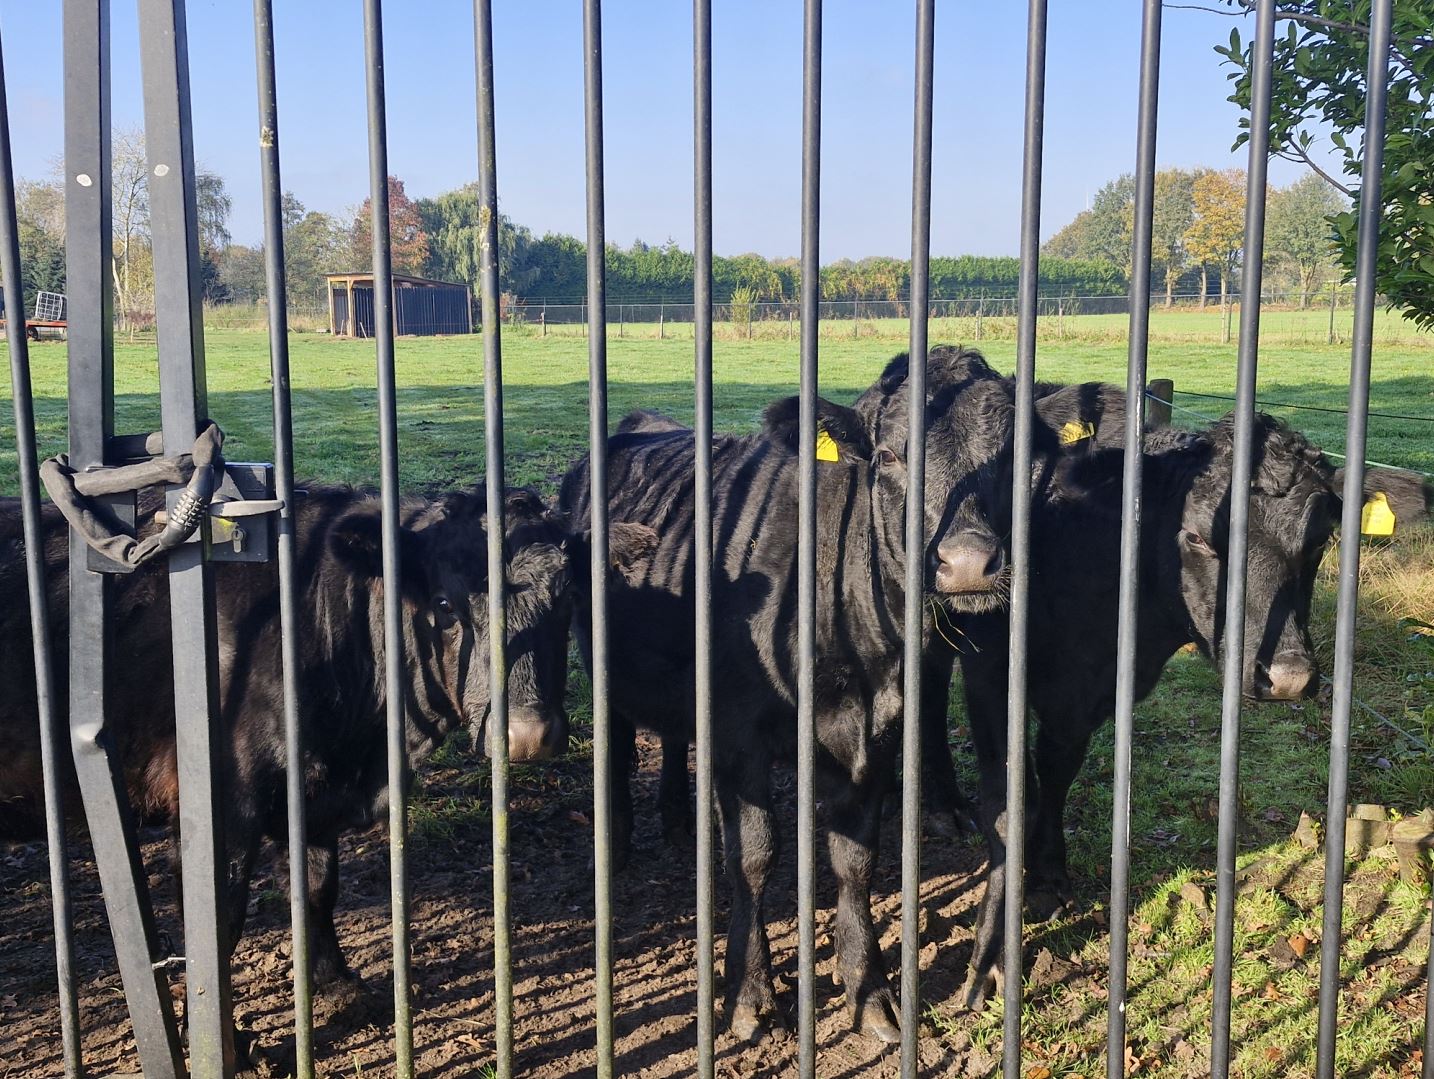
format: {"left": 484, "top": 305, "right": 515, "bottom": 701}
{"left": 473, "top": 4, "right": 513, "bottom": 1074}
{"left": 137, "top": 1, "right": 235, "bottom": 1072}
{"left": 62, "top": 2, "right": 187, "bottom": 1076}
{"left": 899, "top": 0, "right": 935, "bottom": 1070}
{"left": 0, "top": 29, "right": 83, "bottom": 1078}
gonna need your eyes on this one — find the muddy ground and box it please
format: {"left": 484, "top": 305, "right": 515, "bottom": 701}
{"left": 1, "top": 735, "right": 1008, "bottom": 1078}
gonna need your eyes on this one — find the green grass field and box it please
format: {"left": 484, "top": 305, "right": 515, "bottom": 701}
{"left": 5, "top": 307, "right": 1430, "bottom": 492}
{"left": 2, "top": 314, "right": 1431, "bottom": 1076}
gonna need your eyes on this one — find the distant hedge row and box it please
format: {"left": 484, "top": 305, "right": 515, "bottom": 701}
{"left": 418, "top": 198, "right": 1129, "bottom": 306}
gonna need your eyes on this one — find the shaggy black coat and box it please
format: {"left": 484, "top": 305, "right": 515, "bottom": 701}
{"left": 559, "top": 347, "right": 1016, "bottom": 1042}
{"left": 0, "top": 484, "right": 576, "bottom": 986}
{"left": 922, "top": 381, "right": 1353, "bottom": 1006}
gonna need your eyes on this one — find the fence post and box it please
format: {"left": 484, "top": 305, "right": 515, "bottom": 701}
{"left": 1328, "top": 282, "right": 1336, "bottom": 345}
{"left": 659, "top": 300, "right": 664, "bottom": 339}
{"left": 619, "top": 303, "right": 624, "bottom": 337}
{"left": 1147, "top": 377, "right": 1173, "bottom": 426}
{"left": 582, "top": 301, "right": 587, "bottom": 338}
{"left": 788, "top": 309, "right": 794, "bottom": 340}
{"left": 852, "top": 298, "right": 858, "bottom": 338}
{"left": 1058, "top": 297, "right": 1064, "bottom": 338}
{"left": 542, "top": 298, "right": 547, "bottom": 337}
{"left": 977, "top": 290, "right": 984, "bottom": 340}
{"left": 747, "top": 309, "right": 752, "bottom": 339}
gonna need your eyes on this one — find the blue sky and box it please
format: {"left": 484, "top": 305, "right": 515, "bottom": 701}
{"left": 2, "top": 1, "right": 1332, "bottom": 260}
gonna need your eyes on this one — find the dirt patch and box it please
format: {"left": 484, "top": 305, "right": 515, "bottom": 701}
{"left": 1, "top": 736, "right": 993, "bottom": 1078}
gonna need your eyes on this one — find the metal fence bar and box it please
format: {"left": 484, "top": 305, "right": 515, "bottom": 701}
{"left": 137, "top": 0, "right": 234, "bottom": 1069}
{"left": 1003, "top": 0, "right": 1048, "bottom": 1073}
{"left": 1316, "top": 3, "right": 1393, "bottom": 1076}
{"left": 1426, "top": 910, "right": 1434, "bottom": 1079}
{"left": 473, "top": 3, "right": 513, "bottom": 1075}
{"left": 796, "top": 1, "right": 822, "bottom": 1074}
{"left": 62, "top": 4, "right": 185, "bottom": 1074}
{"left": 582, "top": 3, "right": 615, "bottom": 1074}
{"left": 691, "top": 0, "right": 716, "bottom": 1073}
{"left": 0, "top": 31, "right": 83, "bottom": 1078}
{"left": 899, "top": 0, "right": 934, "bottom": 1071}
{"left": 360, "top": 3, "right": 414, "bottom": 1074}
{"left": 1210, "top": 5, "right": 1275, "bottom": 1074}
{"left": 251, "top": 2, "right": 312, "bottom": 1073}
{"left": 1106, "top": 1, "right": 1161, "bottom": 1075}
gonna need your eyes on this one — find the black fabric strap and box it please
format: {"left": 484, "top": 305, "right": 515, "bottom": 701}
{"left": 40, "top": 423, "right": 225, "bottom": 572}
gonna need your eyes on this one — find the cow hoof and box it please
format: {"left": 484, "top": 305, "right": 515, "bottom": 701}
{"left": 855, "top": 997, "right": 901, "bottom": 1044}
{"left": 317, "top": 971, "right": 367, "bottom": 1005}
{"left": 729, "top": 1003, "right": 767, "bottom": 1043}
{"left": 1027, "top": 880, "right": 1076, "bottom": 923}
{"left": 959, "top": 965, "right": 1000, "bottom": 1012}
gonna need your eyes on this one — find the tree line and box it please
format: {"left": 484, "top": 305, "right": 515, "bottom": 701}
{"left": 225, "top": 180, "right": 1126, "bottom": 311}
{"left": 0, "top": 150, "right": 1390, "bottom": 326}
{"left": 1043, "top": 167, "right": 1347, "bottom": 309}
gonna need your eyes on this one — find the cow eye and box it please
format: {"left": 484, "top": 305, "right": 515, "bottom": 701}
{"left": 1181, "top": 530, "right": 1216, "bottom": 557}
{"left": 877, "top": 448, "right": 899, "bottom": 467}
{"left": 434, "top": 596, "right": 455, "bottom": 616}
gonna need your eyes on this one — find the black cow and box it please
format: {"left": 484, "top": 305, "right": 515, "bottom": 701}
{"left": 559, "top": 347, "right": 1015, "bottom": 1042}
{"left": 0, "top": 484, "right": 576, "bottom": 988}
{"left": 1334, "top": 464, "right": 1432, "bottom": 535}
{"left": 922, "top": 381, "right": 1365, "bottom": 1008}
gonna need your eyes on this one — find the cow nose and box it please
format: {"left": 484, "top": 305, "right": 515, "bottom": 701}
{"left": 1252, "top": 653, "right": 1318, "bottom": 701}
{"left": 934, "top": 534, "right": 1005, "bottom": 594}
{"left": 494, "top": 707, "right": 567, "bottom": 762}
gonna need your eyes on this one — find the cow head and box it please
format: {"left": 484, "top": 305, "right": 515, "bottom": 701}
{"left": 1164, "top": 416, "right": 1337, "bottom": 701}
{"left": 855, "top": 346, "right": 1015, "bottom": 613}
{"left": 329, "top": 486, "right": 576, "bottom": 763}
{"left": 763, "top": 346, "right": 1015, "bottom": 614}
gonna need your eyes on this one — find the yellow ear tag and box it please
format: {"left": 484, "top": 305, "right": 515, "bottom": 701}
{"left": 1060, "top": 419, "right": 1096, "bottom": 446}
{"left": 815, "top": 425, "right": 840, "bottom": 462}
{"left": 1361, "top": 491, "right": 1396, "bottom": 536}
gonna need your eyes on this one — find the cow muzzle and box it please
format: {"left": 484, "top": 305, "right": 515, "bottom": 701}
{"left": 480, "top": 706, "right": 568, "bottom": 761}
{"left": 933, "top": 533, "right": 1006, "bottom": 596}
{"left": 1247, "top": 652, "right": 1318, "bottom": 701}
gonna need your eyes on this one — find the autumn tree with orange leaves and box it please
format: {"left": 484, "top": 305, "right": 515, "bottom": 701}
{"left": 350, "top": 176, "right": 430, "bottom": 277}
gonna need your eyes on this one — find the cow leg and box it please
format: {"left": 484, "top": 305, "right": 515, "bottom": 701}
{"left": 826, "top": 778, "right": 900, "bottom": 1043}
{"left": 1027, "top": 724, "right": 1092, "bottom": 914}
{"left": 959, "top": 661, "right": 1029, "bottom": 1012}
{"left": 717, "top": 750, "right": 778, "bottom": 1041}
{"left": 611, "top": 712, "right": 638, "bottom": 871}
{"left": 657, "top": 729, "right": 693, "bottom": 848}
{"left": 919, "top": 644, "right": 976, "bottom": 836}
{"left": 222, "top": 815, "right": 263, "bottom": 964}
{"left": 306, "top": 836, "right": 355, "bottom": 987}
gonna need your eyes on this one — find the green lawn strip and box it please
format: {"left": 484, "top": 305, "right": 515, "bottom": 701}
{"left": 3, "top": 324, "right": 1431, "bottom": 490}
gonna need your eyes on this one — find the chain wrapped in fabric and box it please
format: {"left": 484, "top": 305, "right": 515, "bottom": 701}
{"left": 39, "top": 422, "right": 226, "bottom": 572}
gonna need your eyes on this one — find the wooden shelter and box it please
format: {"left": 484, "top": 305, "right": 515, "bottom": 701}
{"left": 325, "top": 273, "right": 472, "bottom": 337}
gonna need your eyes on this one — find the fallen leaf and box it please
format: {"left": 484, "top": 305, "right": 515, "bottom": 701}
{"left": 567, "top": 809, "right": 591, "bottom": 826}
{"left": 1124, "top": 1043, "right": 1141, "bottom": 1073}
{"left": 1265, "top": 1047, "right": 1282, "bottom": 1063}
{"left": 1263, "top": 982, "right": 1282, "bottom": 1001}
{"left": 1288, "top": 932, "right": 1311, "bottom": 958}
{"left": 1026, "top": 1068, "right": 1052, "bottom": 1079}
{"left": 1173, "top": 1039, "right": 1196, "bottom": 1062}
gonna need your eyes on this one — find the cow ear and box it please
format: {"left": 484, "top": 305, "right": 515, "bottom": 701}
{"left": 1333, "top": 466, "right": 1431, "bottom": 534}
{"left": 565, "top": 521, "right": 658, "bottom": 587}
{"left": 762, "top": 395, "right": 874, "bottom": 463}
{"left": 329, "top": 511, "right": 431, "bottom": 595}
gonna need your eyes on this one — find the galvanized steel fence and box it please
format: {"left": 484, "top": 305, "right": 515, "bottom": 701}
{"left": 0, "top": 1, "right": 1427, "bottom": 1078}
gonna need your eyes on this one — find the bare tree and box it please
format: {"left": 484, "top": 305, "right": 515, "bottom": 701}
{"left": 111, "top": 126, "right": 150, "bottom": 329}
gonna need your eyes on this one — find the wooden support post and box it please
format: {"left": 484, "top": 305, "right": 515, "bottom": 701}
{"left": 1147, "top": 378, "right": 1174, "bottom": 427}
